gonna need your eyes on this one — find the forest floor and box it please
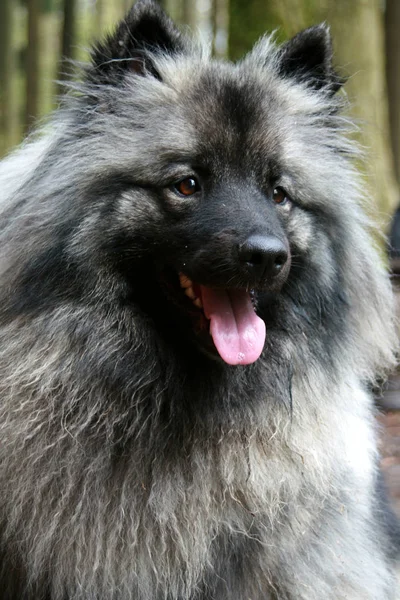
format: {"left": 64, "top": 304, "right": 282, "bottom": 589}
{"left": 378, "top": 278, "right": 400, "bottom": 516}
{"left": 379, "top": 371, "right": 400, "bottom": 517}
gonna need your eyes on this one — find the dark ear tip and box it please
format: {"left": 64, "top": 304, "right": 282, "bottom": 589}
{"left": 287, "top": 23, "right": 333, "bottom": 50}
{"left": 310, "top": 22, "right": 331, "bottom": 35}
{"left": 304, "top": 22, "right": 331, "bottom": 35}
{"left": 277, "top": 22, "right": 342, "bottom": 95}
{"left": 312, "top": 23, "right": 333, "bottom": 49}
{"left": 87, "top": 0, "right": 184, "bottom": 85}
{"left": 126, "top": 0, "right": 167, "bottom": 17}
{"left": 129, "top": 0, "right": 163, "bottom": 8}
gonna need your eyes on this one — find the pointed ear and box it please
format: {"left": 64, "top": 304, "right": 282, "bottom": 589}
{"left": 277, "top": 24, "right": 343, "bottom": 94}
{"left": 88, "top": 0, "right": 186, "bottom": 85}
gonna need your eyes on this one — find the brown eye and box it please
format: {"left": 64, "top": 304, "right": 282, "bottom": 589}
{"left": 173, "top": 177, "right": 200, "bottom": 197}
{"left": 273, "top": 187, "right": 288, "bottom": 205}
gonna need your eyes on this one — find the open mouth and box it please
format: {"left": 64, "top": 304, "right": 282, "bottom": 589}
{"left": 178, "top": 272, "right": 266, "bottom": 366}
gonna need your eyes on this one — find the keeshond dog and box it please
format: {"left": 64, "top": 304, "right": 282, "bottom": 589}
{"left": 0, "top": 0, "right": 399, "bottom": 598}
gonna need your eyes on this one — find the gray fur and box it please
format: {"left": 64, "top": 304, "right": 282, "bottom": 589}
{"left": 0, "top": 1, "right": 398, "bottom": 599}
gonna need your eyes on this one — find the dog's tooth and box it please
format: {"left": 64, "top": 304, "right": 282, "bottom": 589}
{"left": 185, "top": 286, "right": 196, "bottom": 300}
{"left": 179, "top": 273, "right": 193, "bottom": 289}
{"left": 193, "top": 297, "right": 203, "bottom": 309}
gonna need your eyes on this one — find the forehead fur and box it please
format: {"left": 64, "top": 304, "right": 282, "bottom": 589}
{"left": 82, "top": 47, "right": 352, "bottom": 207}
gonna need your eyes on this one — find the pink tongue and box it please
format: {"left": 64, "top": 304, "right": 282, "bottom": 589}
{"left": 200, "top": 287, "right": 266, "bottom": 365}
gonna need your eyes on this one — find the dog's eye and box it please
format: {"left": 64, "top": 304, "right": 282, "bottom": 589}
{"left": 273, "top": 187, "right": 289, "bottom": 205}
{"left": 173, "top": 177, "right": 200, "bottom": 197}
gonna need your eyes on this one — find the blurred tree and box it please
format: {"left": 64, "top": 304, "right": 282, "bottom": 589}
{"left": 183, "top": 0, "right": 197, "bottom": 29}
{"left": 58, "top": 0, "right": 77, "bottom": 91}
{"left": 0, "top": 0, "right": 13, "bottom": 152}
{"left": 212, "top": 0, "right": 229, "bottom": 58}
{"left": 229, "top": 0, "right": 398, "bottom": 221}
{"left": 95, "top": 0, "right": 105, "bottom": 32}
{"left": 229, "top": 0, "right": 282, "bottom": 61}
{"left": 26, "top": 0, "right": 40, "bottom": 133}
{"left": 165, "top": 0, "right": 182, "bottom": 24}
{"left": 386, "top": 0, "right": 400, "bottom": 184}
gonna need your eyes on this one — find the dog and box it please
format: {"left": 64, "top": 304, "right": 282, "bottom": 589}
{"left": 0, "top": 1, "right": 398, "bottom": 598}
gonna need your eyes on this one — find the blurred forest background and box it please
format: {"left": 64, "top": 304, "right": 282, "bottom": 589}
{"left": 1, "top": 0, "right": 400, "bottom": 225}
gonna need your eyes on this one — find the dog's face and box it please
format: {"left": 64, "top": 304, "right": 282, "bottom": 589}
{"left": 61, "top": 1, "right": 353, "bottom": 366}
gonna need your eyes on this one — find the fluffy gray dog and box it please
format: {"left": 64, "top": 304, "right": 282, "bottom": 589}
{"left": 0, "top": 1, "right": 398, "bottom": 598}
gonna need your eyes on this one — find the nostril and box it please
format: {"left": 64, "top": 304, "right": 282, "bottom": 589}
{"left": 273, "top": 251, "right": 287, "bottom": 271}
{"left": 248, "top": 251, "right": 264, "bottom": 266}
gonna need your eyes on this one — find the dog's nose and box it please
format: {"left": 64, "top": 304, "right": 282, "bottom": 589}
{"left": 238, "top": 235, "right": 288, "bottom": 280}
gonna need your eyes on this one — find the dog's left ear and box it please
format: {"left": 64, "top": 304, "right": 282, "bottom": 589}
{"left": 277, "top": 24, "right": 343, "bottom": 94}
{"left": 88, "top": 0, "right": 186, "bottom": 85}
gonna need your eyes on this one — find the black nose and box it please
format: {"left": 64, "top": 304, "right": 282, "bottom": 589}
{"left": 238, "top": 235, "right": 288, "bottom": 280}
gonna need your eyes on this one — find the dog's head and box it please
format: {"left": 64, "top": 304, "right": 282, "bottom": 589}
{"left": 10, "top": 0, "right": 394, "bottom": 375}
{"left": 66, "top": 0, "right": 347, "bottom": 366}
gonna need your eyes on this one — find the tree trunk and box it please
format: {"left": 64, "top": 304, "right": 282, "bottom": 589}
{"left": 385, "top": 0, "right": 400, "bottom": 184}
{"left": 95, "top": 0, "right": 104, "bottom": 32}
{"left": 229, "top": 0, "right": 281, "bottom": 61}
{"left": 0, "top": 0, "right": 13, "bottom": 153}
{"left": 211, "top": 0, "right": 229, "bottom": 58}
{"left": 182, "top": 0, "right": 197, "bottom": 29}
{"left": 25, "top": 0, "right": 40, "bottom": 133}
{"left": 228, "top": 0, "right": 398, "bottom": 224}
{"left": 165, "top": 0, "right": 182, "bottom": 23}
{"left": 322, "top": 0, "right": 398, "bottom": 223}
{"left": 58, "top": 0, "right": 77, "bottom": 89}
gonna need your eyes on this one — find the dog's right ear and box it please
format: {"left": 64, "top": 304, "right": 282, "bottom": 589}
{"left": 276, "top": 24, "right": 343, "bottom": 95}
{"left": 87, "top": 0, "right": 186, "bottom": 85}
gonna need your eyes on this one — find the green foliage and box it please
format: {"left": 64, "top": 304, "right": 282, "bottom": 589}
{"left": 228, "top": 0, "right": 284, "bottom": 60}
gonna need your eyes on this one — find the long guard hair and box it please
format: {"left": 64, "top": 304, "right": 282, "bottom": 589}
{"left": 0, "top": 1, "right": 398, "bottom": 599}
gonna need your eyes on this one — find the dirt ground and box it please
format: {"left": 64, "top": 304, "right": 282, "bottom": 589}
{"left": 379, "top": 372, "right": 400, "bottom": 517}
